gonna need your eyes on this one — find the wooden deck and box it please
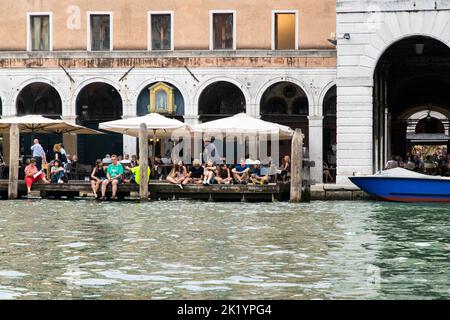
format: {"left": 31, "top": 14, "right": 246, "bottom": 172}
{"left": 0, "top": 180, "right": 290, "bottom": 202}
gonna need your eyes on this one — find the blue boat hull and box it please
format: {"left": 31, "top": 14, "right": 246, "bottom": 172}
{"left": 349, "top": 176, "right": 450, "bottom": 203}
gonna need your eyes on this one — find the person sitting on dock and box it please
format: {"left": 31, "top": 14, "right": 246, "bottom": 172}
{"left": 100, "top": 154, "right": 124, "bottom": 200}
{"left": 24, "top": 158, "right": 50, "bottom": 194}
{"left": 215, "top": 163, "right": 232, "bottom": 184}
{"left": 90, "top": 160, "right": 106, "bottom": 198}
{"left": 102, "top": 154, "right": 112, "bottom": 165}
{"left": 185, "top": 159, "right": 204, "bottom": 185}
{"left": 53, "top": 143, "right": 68, "bottom": 166}
{"left": 166, "top": 160, "right": 189, "bottom": 189}
{"left": 203, "top": 160, "right": 216, "bottom": 185}
{"left": 232, "top": 159, "right": 250, "bottom": 184}
{"left": 280, "top": 155, "right": 291, "bottom": 182}
{"left": 250, "top": 160, "right": 269, "bottom": 185}
{"left": 130, "top": 154, "right": 138, "bottom": 168}
{"left": 125, "top": 161, "right": 150, "bottom": 185}
{"left": 50, "top": 160, "right": 66, "bottom": 184}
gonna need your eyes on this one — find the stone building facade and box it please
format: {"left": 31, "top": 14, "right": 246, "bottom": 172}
{"left": 336, "top": 0, "right": 450, "bottom": 184}
{"left": 0, "top": 0, "right": 337, "bottom": 183}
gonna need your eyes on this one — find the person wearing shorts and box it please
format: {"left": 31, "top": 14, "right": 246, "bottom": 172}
{"left": 101, "top": 154, "right": 124, "bottom": 200}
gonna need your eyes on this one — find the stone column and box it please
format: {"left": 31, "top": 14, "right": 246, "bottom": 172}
{"left": 336, "top": 84, "right": 373, "bottom": 185}
{"left": 308, "top": 115, "right": 324, "bottom": 185}
{"left": 183, "top": 114, "right": 199, "bottom": 125}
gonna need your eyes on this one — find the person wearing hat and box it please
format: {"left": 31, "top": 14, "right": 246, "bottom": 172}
{"left": 249, "top": 160, "right": 269, "bottom": 185}
{"left": 231, "top": 158, "right": 250, "bottom": 184}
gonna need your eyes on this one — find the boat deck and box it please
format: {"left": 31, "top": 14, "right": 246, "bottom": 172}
{"left": 0, "top": 180, "right": 290, "bottom": 201}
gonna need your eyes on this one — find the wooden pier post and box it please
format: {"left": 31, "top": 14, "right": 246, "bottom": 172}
{"left": 290, "top": 128, "right": 303, "bottom": 203}
{"left": 8, "top": 124, "right": 19, "bottom": 200}
{"left": 139, "top": 123, "right": 149, "bottom": 201}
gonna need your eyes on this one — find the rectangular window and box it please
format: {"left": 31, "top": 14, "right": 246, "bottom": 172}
{"left": 274, "top": 12, "right": 297, "bottom": 50}
{"left": 30, "top": 15, "right": 50, "bottom": 51}
{"left": 90, "top": 14, "right": 111, "bottom": 51}
{"left": 150, "top": 14, "right": 172, "bottom": 50}
{"left": 212, "top": 13, "right": 234, "bottom": 50}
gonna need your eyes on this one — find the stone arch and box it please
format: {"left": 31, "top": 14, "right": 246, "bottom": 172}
{"left": 71, "top": 77, "right": 125, "bottom": 118}
{"left": 134, "top": 77, "right": 189, "bottom": 112}
{"left": 75, "top": 81, "right": 124, "bottom": 164}
{"left": 318, "top": 81, "right": 337, "bottom": 116}
{"left": 15, "top": 82, "right": 63, "bottom": 117}
{"left": 365, "top": 11, "right": 450, "bottom": 77}
{"left": 254, "top": 77, "right": 313, "bottom": 115}
{"left": 13, "top": 77, "right": 66, "bottom": 115}
{"left": 134, "top": 78, "right": 188, "bottom": 118}
{"left": 193, "top": 76, "right": 251, "bottom": 114}
{"left": 196, "top": 79, "right": 248, "bottom": 122}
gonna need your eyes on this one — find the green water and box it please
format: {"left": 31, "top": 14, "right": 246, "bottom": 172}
{"left": 0, "top": 200, "right": 448, "bottom": 299}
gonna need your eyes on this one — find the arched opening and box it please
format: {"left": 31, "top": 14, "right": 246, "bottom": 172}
{"left": 137, "top": 81, "right": 185, "bottom": 118}
{"left": 76, "top": 82, "right": 123, "bottom": 165}
{"left": 323, "top": 85, "right": 336, "bottom": 180}
{"left": 16, "top": 82, "right": 62, "bottom": 116}
{"left": 260, "top": 81, "right": 309, "bottom": 159}
{"left": 373, "top": 36, "right": 450, "bottom": 172}
{"left": 198, "top": 81, "right": 246, "bottom": 122}
{"left": 415, "top": 117, "right": 445, "bottom": 134}
{"left": 16, "top": 82, "right": 63, "bottom": 159}
{"left": 137, "top": 81, "right": 185, "bottom": 158}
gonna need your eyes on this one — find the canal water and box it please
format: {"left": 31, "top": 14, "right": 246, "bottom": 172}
{"left": 0, "top": 200, "right": 448, "bottom": 299}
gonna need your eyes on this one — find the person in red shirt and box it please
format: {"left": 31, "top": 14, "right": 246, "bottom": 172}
{"left": 24, "top": 158, "right": 49, "bottom": 194}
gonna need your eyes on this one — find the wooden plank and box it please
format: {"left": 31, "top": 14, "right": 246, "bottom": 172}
{"left": 0, "top": 180, "right": 285, "bottom": 200}
{"left": 8, "top": 124, "right": 19, "bottom": 199}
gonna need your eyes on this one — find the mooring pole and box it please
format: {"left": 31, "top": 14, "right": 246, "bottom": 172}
{"left": 8, "top": 124, "right": 19, "bottom": 200}
{"left": 139, "top": 123, "right": 149, "bottom": 201}
{"left": 290, "top": 128, "right": 303, "bottom": 203}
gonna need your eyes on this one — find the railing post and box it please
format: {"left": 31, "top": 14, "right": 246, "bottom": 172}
{"left": 139, "top": 123, "right": 149, "bottom": 201}
{"left": 8, "top": 124, "right": 20, "bottom": 200}
{"left": 290, "top": 128, "right": 303, "bottom": 203}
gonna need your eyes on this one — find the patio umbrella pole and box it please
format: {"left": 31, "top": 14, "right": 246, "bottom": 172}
{"left": 8, "top": 124, "right": 19, "bottom": 199}
{"left": 139, "top": 123, "right": 149, "bottom": 201}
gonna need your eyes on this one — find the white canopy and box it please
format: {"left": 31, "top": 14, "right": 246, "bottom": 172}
{"left": 0, "top": 115, "right": 101, "bottom": 134}
{"left": 191, "top": 113, "right": 294, "bottom": 139}
{"left": 99, "top": 113, "right": 190, "bottom": 138}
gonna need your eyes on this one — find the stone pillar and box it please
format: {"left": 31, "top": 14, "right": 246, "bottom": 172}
{"left": 183, "top": 114, "right": 199, "bottom": 126}
{"left": 336, "top": 84, "right": 373, "bottom": 185}
{"left": 308, "top": 115, "right": 324, "bottom": 185}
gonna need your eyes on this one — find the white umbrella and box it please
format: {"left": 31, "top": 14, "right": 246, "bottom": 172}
{"left": 191, "top": 113, "right": 294, "bottom": 139}
{"left": 0, "top": 114, "right": 102, "bottom": 135}
{"left": 0, "top": 115, "right": 64, "bottom": 133}
{"left": 99, "top": 113, "right": 190, "bottom": 163}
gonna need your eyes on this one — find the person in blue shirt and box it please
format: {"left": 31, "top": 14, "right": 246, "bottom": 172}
{"left": 30, "top": 139, "right": 47, "bottom": 171}
{"left": 231, "top": 159, "right": 250, "bottom": 184}
{"left": 250, "top": 160, "right": 269, "bottom": 185}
